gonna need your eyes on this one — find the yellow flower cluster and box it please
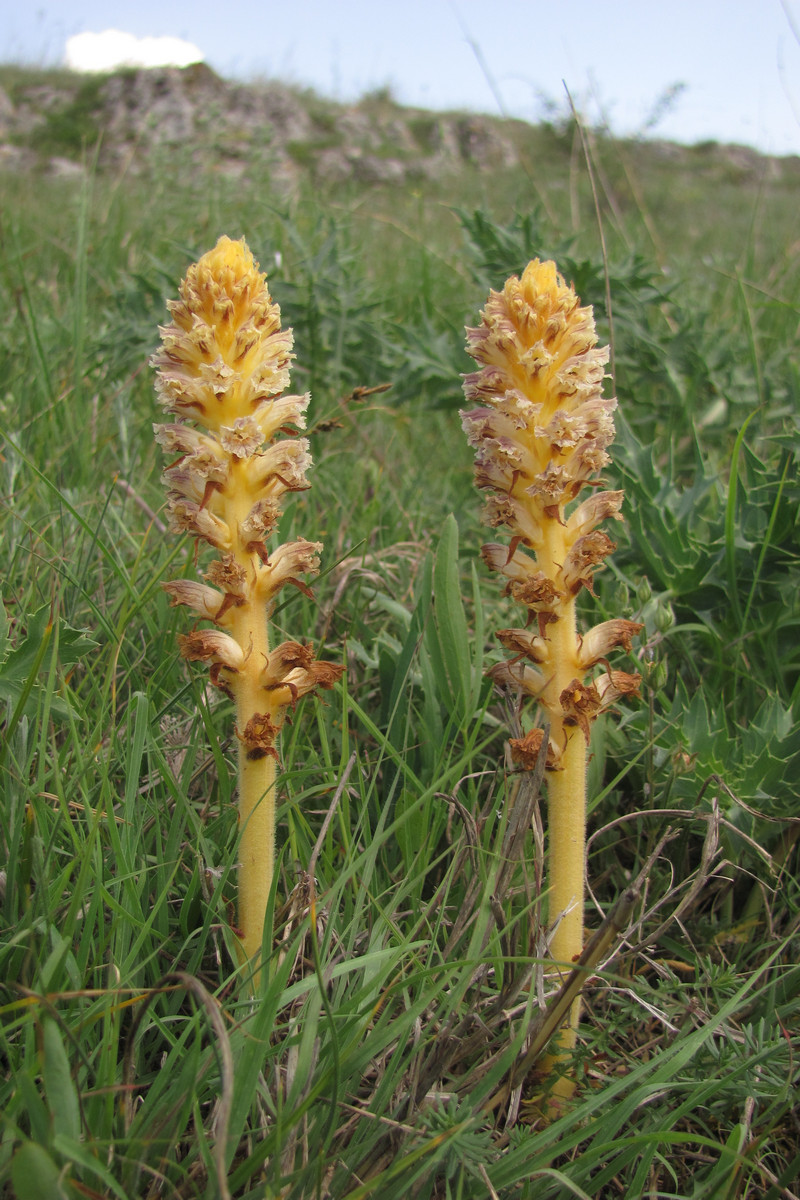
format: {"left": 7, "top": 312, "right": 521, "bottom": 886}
{"left": 152, "top": 236, "right": 341, "bottom": 751}
{"left": 463, "top": 260, "right": 642, "bottom": 1077}
{"left": 462, "top": 259, "right": 641, "bottom": 768}
{"left": 152, "top": 235, "right": 342, "bottom": 968}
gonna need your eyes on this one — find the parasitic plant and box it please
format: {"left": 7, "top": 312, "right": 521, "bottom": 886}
{"left": 152, "top": 236, "right": 343, "bottom": 978}
{"left": 462, "top": 259, "right": 641, "bottom": 1084}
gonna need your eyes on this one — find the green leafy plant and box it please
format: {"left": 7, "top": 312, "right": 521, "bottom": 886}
{"left": 2, "top": 82, "right": 799, "bottom": 1198}
{"left": 0, "top": 599, "right": 97, "bottom": 732}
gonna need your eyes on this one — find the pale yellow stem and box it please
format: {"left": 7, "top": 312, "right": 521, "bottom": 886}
{"left": 230, "top": 593, "right": 276, "bottom": 972}
{"left": 538, "top": 519, "right": 587, "bottom": 1089}
{"left": 224, "top": 464, "right": 278, "bottom": 979}
{"left": 545, "top": 727, "right": 586, "bottom": 1031}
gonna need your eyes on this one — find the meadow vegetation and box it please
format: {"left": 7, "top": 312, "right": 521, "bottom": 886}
{"left": 1, "top": 72, "right": 799, "bottom": 1198}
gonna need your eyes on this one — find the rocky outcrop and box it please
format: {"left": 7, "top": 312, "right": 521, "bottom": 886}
{"left": 0, "top": 62, "right": 524, "bottom": 183}
{"left": 0, "top": 63, "right": 795, "bottom": 185}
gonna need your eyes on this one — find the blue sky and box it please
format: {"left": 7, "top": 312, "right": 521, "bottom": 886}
{"left": 3, "top": 0, "right": 800, "bottom": 155}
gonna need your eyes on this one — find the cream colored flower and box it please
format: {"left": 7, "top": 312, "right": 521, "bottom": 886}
{"left": 462, "top": 259, "right": 642, "bottom": 746}
{"left": 153, "top": 235, "right": 343, "bottom": 976}
{"left": 463, "top": 259, "right": 644, "bottom": 1085}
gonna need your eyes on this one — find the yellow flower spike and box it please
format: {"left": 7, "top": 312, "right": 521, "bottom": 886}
{"left": 152, "top": 236, "right": 343, "bottom": 984}
{"left": 463, "top": 260, "right": 642, "bottom": 1100}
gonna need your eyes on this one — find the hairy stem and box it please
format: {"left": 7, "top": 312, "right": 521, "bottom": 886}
{"left": 545, "top": 730, "right": 586, "bottom": 1047}
{"left": 230, "top": 593, "right": 276, "bottom": 972}
{"left": 538, "top": 521, "right": 587, "bottom": 1081}
{"left": 544, "top": 586, "right": 586, "bottom": 1050}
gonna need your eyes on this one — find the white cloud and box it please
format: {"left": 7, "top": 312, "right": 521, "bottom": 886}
{"left": 65, "top": 30, "right": 204, "bottom": 73}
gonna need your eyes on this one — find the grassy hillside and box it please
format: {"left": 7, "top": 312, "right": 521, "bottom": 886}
{"left": 1, "top": 66, "right": 799, "bottom": 1199}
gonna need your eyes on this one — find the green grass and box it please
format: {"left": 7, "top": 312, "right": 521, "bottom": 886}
{"left": 1, "top": 77, "right": 799, "bottom": 1198}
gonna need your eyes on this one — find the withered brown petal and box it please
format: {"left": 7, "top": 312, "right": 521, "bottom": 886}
{"left": 559, "top": 678, "right": 602, "bottom": 743}
{"left": 509, "top": 727, "right": 546, "bottom": 771}
{"left": 238, "top": 712, "right": 281, "bottom": 761}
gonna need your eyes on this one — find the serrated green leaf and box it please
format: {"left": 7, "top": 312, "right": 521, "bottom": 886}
{"left": 0, "top": 605, "right": 92, "bottom": 726}
{"left": 0, "top": 617, "right": 53, "bottom": 767}
{"left": 2, "top": 607, "right": 52, "bottom": 680}
{"left": 0, "top": 676, "right": 73, "bottom": 722}
{"left": 48, "top": 622, "right": 98, "bottom": 669}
